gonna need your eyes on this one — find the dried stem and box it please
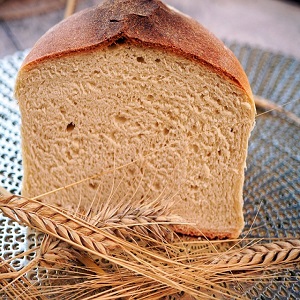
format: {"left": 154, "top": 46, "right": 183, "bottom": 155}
{"left": 254, "top": 95, "right": 300, "bottom": 125}
{"left": 212, "top": 239, "right": 300, "bottom": 269}
{"left": 0, "top": 256, "right": 47, "bottom": 300}
{"left": 64, "top": 0, "right": 77, "bottom": 19}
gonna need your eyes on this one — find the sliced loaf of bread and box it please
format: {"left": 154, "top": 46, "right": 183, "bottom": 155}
{"left": 15, "top": 0, "right": 255, "bottom": 239}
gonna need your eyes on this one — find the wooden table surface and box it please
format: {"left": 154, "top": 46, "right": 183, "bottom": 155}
{"left": 0, "top": 0, "right": 300, "bottom": 60}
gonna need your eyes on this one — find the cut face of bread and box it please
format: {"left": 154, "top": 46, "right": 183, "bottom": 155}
{"left": 16, "top": 42, "right": 255, "bottom": 238}
{"left": 15, "top": 0, "right": 256, "bottom": 239}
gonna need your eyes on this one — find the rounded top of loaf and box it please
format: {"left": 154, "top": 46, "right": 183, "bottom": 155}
{"left": 20, "top": 0, "right": 253, "bottom": 99}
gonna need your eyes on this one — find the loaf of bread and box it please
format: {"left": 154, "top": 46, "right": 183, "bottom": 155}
{"left": 15, "top": 0, "right": 255, "bottom": 239}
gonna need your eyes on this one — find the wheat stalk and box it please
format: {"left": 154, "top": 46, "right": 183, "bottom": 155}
{"left": 212, "top": 239, "right": 300, "bottom": 269}
{"left": 1, "top": 195, "right": 180, "bottom": 249}
{"left": 0, "top": 195, "right": 135, "bottom": 254}
{"left": 89, "top": 199, "right": 177, "bottom": 243}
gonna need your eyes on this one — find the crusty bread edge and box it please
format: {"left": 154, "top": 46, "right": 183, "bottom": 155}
{"left": 16, "top": 0, "right": 254, "bottom": 106}
{"left": 173, "top": 224, "right": 242, "bottom": 239}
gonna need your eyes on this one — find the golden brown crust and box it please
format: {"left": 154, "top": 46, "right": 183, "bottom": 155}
{"left": 22, "top": 0, "right": 253, "bottom": 100}
{"left": 173, "top": 225, "right": 240, "bottom": 240}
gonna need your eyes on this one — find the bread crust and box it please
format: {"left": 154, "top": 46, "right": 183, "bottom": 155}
{"left": 21, "top": 0, "right": 253, "bottom": 102}
{"left": 173, "top": 225, "right": 240, "bottom": 240}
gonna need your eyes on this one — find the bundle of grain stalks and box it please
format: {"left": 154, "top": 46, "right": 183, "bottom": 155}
{"left": 0, "top": 176, "right": 300, "bottom": 299}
